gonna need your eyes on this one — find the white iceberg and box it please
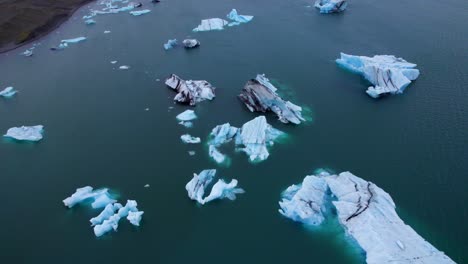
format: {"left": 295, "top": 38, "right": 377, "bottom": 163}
{"left": 193, "top": 18, "right": 229, "bottom": 32}
{"left": 104, "top": 30, "right": 111, "bottom": 34}
{"left": 239, "top": 74, "right": 305, "bottom": 124}
{"left": 127, "top": 211, "right": 144, "bottom": 226}
{"left": 336, "top": 53, "right": 420, "bottom": 98}
{"left": 0, "top": 86, "right": 17, "bottom": 98}
{"left": 176, "top": 110, "right": 197, "bottom": 127}
{"left": 4, "top": 125, "right": 44, "bottom": 142}
{"left": 93, "top": 200, "right": 140, "bottom": 237}
{"left": 63, "top": 186, "right": 115, "bottom": 209}
{"left": 182, "top": 39, "right": 200, "bottom": 49}
{"left": 279, "top": 171, "right": 455, "bottom": 264}
{"left": 314, "top": 0, "right": 347, "bottom": 13}
{"left": 207, "top": 116, "right": 284, "bottom": 163}
{"left": 130, "top": 9, "right": 151, "bottom": 16}
{"left": 181, "top": 134, "right": 201, "bottom": 144}
{"left": 226, "top": 9, "right": 253, "bottom": 26}
{"left": 165, "top": 74, "right": 216, "bottom": 106}
{"left": 185, "top": 169, "right": 244, "bottom": 205}
{"left": 163, "top": 39, "right": 177, "bottom": 50}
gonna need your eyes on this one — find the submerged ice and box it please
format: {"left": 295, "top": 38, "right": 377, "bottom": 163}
{"left": 239, "top": 74, "right": 305, "bottom": 124}
{"left": 315, "top": 0, "right": 347, "bottom": 13}
{"left": 185, "top": 169, "right": 244, "bottom": 205}
{"left": 4, "top": 125, "right": 44, "bottom": 142}
{"left": 279, "top": 171, "right": 455, "bottom": 264}
{"left": 165, "top": 74, "right": 216, "bottom": 106}
{"left": 336, "top": 53, "right": 420, "bottom": 98}
{"left": 207, "top": 116, "right": 285, "bottom": 163}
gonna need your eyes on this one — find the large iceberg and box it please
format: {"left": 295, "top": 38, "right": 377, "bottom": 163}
{"left": 185, "top": 169, "right": 244, "bottom": 205}
{"left": 279, "top": 171, "right": 455, "bottom": 264}
{"left": 239, "top": 74, "right": 305, "bottom": 124}
{"left": 336, "top": 53, "right": 420, "bottom": 98}
{"left": 207, "top": 116, "right": 285, "bottom": 163}
{"left": 63, "top": 186, "right": 115, "bottom": 209}
{"left": 193, "top": 18, "right": 229, "bottom": 32}
{"left": 165, "top": 74, "right": 216, "bottom": 106}
{"left": 314, "top": 0, "right": 347, "bottom": 13}
{"left": 0, "top": 86, "right": 17, "bottom": 98}
{"left": 4, "top": 125, "right": 44, "bottom": 142}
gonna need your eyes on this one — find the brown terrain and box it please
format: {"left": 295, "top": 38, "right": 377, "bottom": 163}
{"left": 0, "top": 0, "right": 93, "bottom": 53}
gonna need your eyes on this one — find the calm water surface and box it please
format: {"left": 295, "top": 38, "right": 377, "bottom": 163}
{"left": 0, "top": 0, "right": 467, "bottom": 263}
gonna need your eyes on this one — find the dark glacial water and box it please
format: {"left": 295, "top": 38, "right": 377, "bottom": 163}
{"left": 0, "top": 0, "right": 467, "bottom": 263}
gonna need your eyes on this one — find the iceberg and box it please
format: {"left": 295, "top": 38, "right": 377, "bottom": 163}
{"left": 226, "top": 9, "right": 254, "bottom": 26}
{"left": 165, "top": 74, "right": 216, "bottom": 106}
{"left": 239, "top": 74, "right": 305, "bottom": 124}
{"left": 193, "top": 18, "right": 229, "bottom": 32}
{"left": 90, "top": 203, "right": 123, "bottom": 226}
{"left": 207, "top": 116, "right": 285, "bottom": 163}
{"left": 185, "top": 169, "right": 217, "bottom": 204}
{"left": 185, "top": 169, "right": 244, "bottom": 205}
{"left": 181, "top": 134, "right": 201, "bottom": 144}
{"left": 182, "top": 39, "right": 200, "bottom": 49}
{"left": 119, "top": 65, "right": 130, "bottom": 70}
{"left": 85, "top": 19, "right": 96, "bottom": 25}
{"left": 4, "top": 125, "right": 44, "bottom": 142}
{"left": 0, "top": 86, "right": 17, "bottom": 98}
{"left": 93, "top": 200, "right": 141, "bottom": 237}
{"left": 163, "top": 39, "right": 177, "bottom": 50}
{"left": 176, "top": 110, "right": 197, "bottom": 127}
{"left": 63, "top": 186, "right": 115, "bottom": 208}
{"left": 336, "top": 53, "right": 420, "bottom": 98}
{"left": 279, "top": 171, "right": 455, "bottom": 264}
{"left": 130, "top": 9, "right": 151, "bottom": 16}
{"left": 127, "top": 211, "right": 144, "bottom": 226}
{"left": 314, "top": 0, "right": 347, "bottom": 13}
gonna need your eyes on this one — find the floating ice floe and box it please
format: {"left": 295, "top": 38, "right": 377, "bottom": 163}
{"left": 4, "top": 125, "right": 44, "bottom": 142}
{"left": 182, "top": 39, "right": 200, "bottom": 49}
{"left": 93, "top": 200, "right": 143, "bottom": 237}
{"left": 239, "top": 74, "right": 305, "bottom": 124}
{"left": 193, "top": 18, "right": 229, "bottom": 32}
{"left": 90, "top": 203, "right": 122, "bottom": 226}
{"left": 336, "top": 53, "right": 420, "bottom": 98}
{"left": 208, "top": 116, "right": 285, "bottom": 163}
{"left": 0, "top": 86, "right": 17, "bottom": 98}
{"left": 85, "top": 19, "right": 96, "bottom": 25}
{"left": 181, "top": 134, "right": 201, "bottom": 144}
{"left": 104, "top": 30, "right": 111, "bottom": 34}
{"left": 144, "top": 184, "right": 150, "bottom": 188}
{"left": 226, "top": 9, "right": 254, "bottom": 26}
{"left": 63, "top": 186, "right": 116, "bottom": 209}
{"left": 279, "top": 171, "right": 455, "bottom": 264}
{"left": 188, "top": 151, "right": 196, "bottom": 156}
{"left": 119, "top": 65, "right": 130, "bottom": 70}
{"left": 127, "top": 211, "right": 144, "bottom": 226}
{"left": 130, "top": 9, "right": 151, "bottom": 16}
{"left": 163, "top": 39, "right": 177, "bottom": 50}
{"left": 52, "top": 37, "right": 87, "bottom": 50}
{"left": 165, "top": 74, "right": 216, "bottom": 106}
{"left": 314, "top": 0, "right": 347, "bottom": 13}
{"left": 185, "top": 169, "right": 244, "bottom": 205}
{"left": 176, "top": 110, "right": 197, "bottom": 127}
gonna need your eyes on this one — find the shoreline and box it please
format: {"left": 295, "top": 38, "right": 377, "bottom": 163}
{"left": 0, "top": 0, "right": 94, "bottom": 54}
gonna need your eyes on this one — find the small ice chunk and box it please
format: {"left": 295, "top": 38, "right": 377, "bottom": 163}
{"left": 85, "top": 19, "right": 96, "bottom": 25}
{"left": 130, "top": 9, "right": 151, "bottom": 16}
{"left": 176, "top": 110, "right": 197, "bottom": 122}
{"left": 111, "top": 61, "right": 117, "bottom": 64}
{"left": 193, "top": 18, "right": 229, "bottom": 32}
{"left": 188, "top": 151, "right": 196, "bottom": 156}
{"left": 181, "top": 134, "right": 201, "bottom": 144}
{"left": 127, "top": 211, "right": 144, "bottom": 226}
{"left": 4, "top": 125, "right": 44, "bottom": 141}
{"left": 185, "top": 169, "right": 217, "bottom": 204}
{"left": 145, "top": 108, "right": 150, "bottom": 111}
{"left": 119, "top": 65, "right": 130, "bottom": 70}
{"left": 163, "top": 39, "right": 178, "bottom": 50}
{"left": 53, "top": 37, "right": 86, "bottom": 50}
{"left": 144, "top": 184, "right": 150, "bottom": 188}
{"left": 226, "top": 9, "right": 254, "bottom": 25}
{"left": 104, "top": 30, "right": 111, "bottom": 34}
{"left": 63, "top": 186, "right": 114, "bottom": 208}
{"left": 202, "top": 179, "right": 245, "bottom": 204}
{"left": 165, "top": 74, "right": 216, "bottom": 106}
{"left": 315, "top": 0, "right": 347, "bottom": 13}
{"left": 182, "top": 39, "right": 200, "bottom": 49}
{"left": 21, "top": 49, "right": 33, "bottom": 57}
{"left": 90, "top": 203, "right": 123, "bottom": 226}
{"left": 0, "top": 86, "right": 17, "bottom": 98}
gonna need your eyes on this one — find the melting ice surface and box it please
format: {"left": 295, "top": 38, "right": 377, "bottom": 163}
{"left": 279, "top": 171, "right": 455, "bottom": 264}
{"left": 63, "top": 186, "right": 116, "bottom": 209}
{"left": 193, "top": 9, "right": 253, "bottom": 32}
{"left": 314, "top": 0, "right": 347, "bottom": 14}
{"left": 207, "top": 116, "right": 285, "bottom": 163}
{"left": 0, "top": 86, "right": 17, "bottom": 98}
{"left": 336, "top": 53, "right": 420, "bottom": 98}
{"left": 180, "top": 134, "right": 201, "bottom": 144}
{"left": 165, "top": 74, "right": 216, "bottom": 106}
{"left": 4, "top": 125, "right": 44, "bottom": 142}
{"left": 163, "top": 39, "right": 177, "bottom": 50}
{"left": 130, "top": 9, "right": 151, "bottom": 16}
{"left": 185, "top": 169, "right": 244, "bottom": 205}
{"left": 93, "top": 200, "right": 143, "bottom": 237}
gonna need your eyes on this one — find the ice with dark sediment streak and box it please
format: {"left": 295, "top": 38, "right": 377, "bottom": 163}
{"left": 239, "top": 74, "right": 305, "bottom": 124}
{"left": 183, "top": 39, "right": 200, "bottom": 49}
{"left": 314, "top": 0, "right": 347, "bottom": 13}
{"left": 279, "top": 171, "right": 456, "bottom": 264}
{"left": 4, "top": 125, "right": 44, "bottom": 142}
{"left": 185, "top": 169, "right": 244, "bottom": 205}
{"left": 226, "top": 9, "right": 254, "bottom": 26}
{"left": 207, "top": 116, "right": 284, "bottom": 163}
{"left": 0, "top": 86, "right": 17, "bottom": 98}
{"left": 165, "top": 74, "right": 216, "bottom": 106}
{"left": 63, "top": 186, "right": 115, "bottom": 209}
{"left": 336, "top": 53, "right": 420, "bottom": 98}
